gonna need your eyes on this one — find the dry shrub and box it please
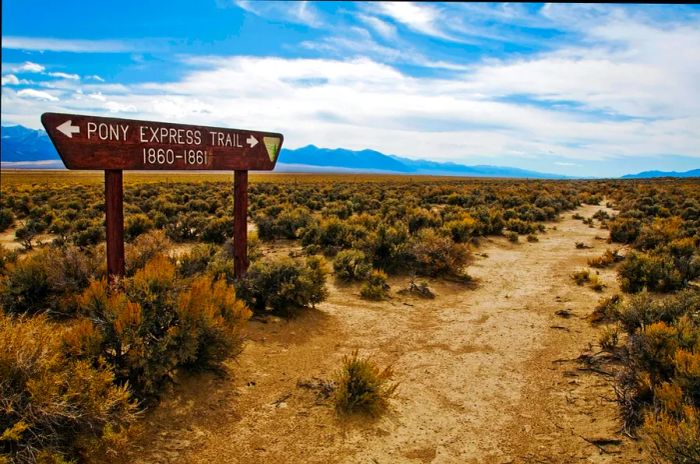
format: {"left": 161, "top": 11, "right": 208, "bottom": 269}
{"left": 333, "top": 250, "right": 372, "bottom": 282}
{"left": 235, "top": 256, "right": 329, "bottom": 314}
{"left": 0, "top": 247, "right": 98, "bottom": 317}
{"left": 571, "top": 269, "right": 591, "bottom": 286}
{"left": 408, "top": 228, "right": 471, "bottom": 277}
{"left": 589, "top": 274, "right": 606, "bottom": 292}
{"left": 124, "top": 229, "right": 172, "bottom": 275}
{"left": 0, "top": 314, "right": 137, "bottom": 463}
{"left": 78, "top": 255, "right": 250, "bottom": 399}
{"left": 615, "top": 290, "right": 699, "bottom": 335}
{"left": 334, "top": 350, "right": 397, "bottom": 416}
{"left": 588, "top": 249, "right": 622, "bottom": 268}
{"left": 644, "top": 406, "right": 700, "bottom": 464}
{"left": 174, "top": 276, "right": 251, "bottom": 369}
{"left": 590, "top": 294, "right": 622, "bottom": 323}
{"left": 360, "top": 270, "right": 390, "bottom": 301}
{"left": 607, "top": 289, "right": 700, "bottom": 462}
{"left": 599, "top": 325, "right": 620, "bottom": 351}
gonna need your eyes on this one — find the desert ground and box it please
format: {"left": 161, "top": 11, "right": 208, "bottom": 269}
{"left": 117, "top": 202, "right": 646, "bottom": 464}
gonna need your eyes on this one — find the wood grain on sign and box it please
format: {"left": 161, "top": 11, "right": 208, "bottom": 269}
{"left": 41, "top": 113, "right": 284, "bottom": 171}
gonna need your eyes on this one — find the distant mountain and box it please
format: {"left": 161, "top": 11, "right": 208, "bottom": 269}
{"left": 1, "top": 125, "right": 571, "bottom": 178}
{"left": 1, "top": 125, "right": 60, "bottom": 163}
{"left": 278, "top": 145, "right": 569, "bottom": 179}
{"left": 621, "top": 168, "right": 700, "bottom": 179}
{"left": 12, "top": 124, "right": 694, "bottom": 179}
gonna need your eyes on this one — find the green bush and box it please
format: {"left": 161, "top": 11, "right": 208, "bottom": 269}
{"left": 609, "top": 217, "right": 642, "bottom": 244}
{"left": 124, "top": 214, "right": 154, "bottom": 242}
{"left": 334, "top": 350, "right": 397, "bottom": 416}
{"left": 235, "top": 256, "right": 329, "bottom": 314}
{"left": 0, "top": 313, "right": 138, "bottom": 463}
{"left": 0, "top": 209, "right": 14, "bottom": 232}
{"left": 177, "top": 244, "right": 217, "bottom": 278}
{"left": 358, "top": 222, "right": 410, "bottom": 273}
{"left": 333, "top": 250, "right": 372, "bottom": 282}
{"left": 615, "top": 290, "right": 700, "bottom": 335}
{"left": 202, "top": 217, "right": 231, "bottom": 244}
{"left": 360, "top": 269, "right": 390, "bottom": 301}
{"left": 0, "top": 247, "right": 98, "bottom": 317}
{"left": 618, "top": 252, "right": 685, "bottom": 293}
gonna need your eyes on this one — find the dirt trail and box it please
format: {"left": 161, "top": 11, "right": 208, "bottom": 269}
{"left": 122, "top": 203, "right": 646, "bottom": 464}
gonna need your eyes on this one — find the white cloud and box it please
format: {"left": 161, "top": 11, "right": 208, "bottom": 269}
{"left": 235, "top": 1, "right": 322, "bottom": 27}
{"left": 1, "top": 74, "right": 20, "bottom": 86}
{"left": 87, "top": 92, "right": 106, "bottom": 101}
{"left": 2, "top": 36, "right": 132, "bottom": 53}
{"left": 48, "top": 72, "right": 80, "bottom": 80}
{"left": 300, "top": 26, "right": 469, "bottom": 71}
{"left": 87, "top": 75, "right": 105, "bottom": 82}
{"left": 16, "top": 88, "right": 59, "bottom": 101}
{"left": 11, "top": 61, "right": 45, "bottom": 73}
{"left": 357, "top": 14, "right": 397, "bottom": 40}
{"left": 375, "top": 2, "right": 457, "bottom": 42}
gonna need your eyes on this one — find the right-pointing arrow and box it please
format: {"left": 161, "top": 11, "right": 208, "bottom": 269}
{"left": 57, "top": 120, "right": 80, "bottom": 138}
{"left": 246, "top": 135, "right": 258, "bottom": 148}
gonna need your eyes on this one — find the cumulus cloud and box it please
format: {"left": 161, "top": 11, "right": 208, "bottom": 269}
{"left": 11, "top": 61, "right": 45, "bottom": 73}
{"left": 1, "top": 74, "right": 21, "bottom": 86}
{"left": 17, "top": 88, "right": 59, "bottom": 101}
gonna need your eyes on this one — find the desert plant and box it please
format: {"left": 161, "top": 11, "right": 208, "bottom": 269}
{"left": 0, "top": 209, "right": 14, "bottom": 232}
{"left": 618, "top": 252, "right": 685, "bottom": 293}
{"left": 590, "top": 294, "right": 622, "bottom": 323}
{"left": 124, "top": 229, "right": 173, "bottom": 276}
{"left": 333, "top": 249, "right": 372, "bottom": 282}
{"left": 506, "top": 231, "right": 519, "bottom": 243}
{"left": 589, "top": 274, "right": 606, "bottom": 292}
{"left": 334, "top": 350, "right": 397, "bottom": 416}
{"left": 526, "top": 234, "right": 539, "bottom": 243}
{"left": 124, "top": 213, "right": 154, "bottom": 241}
{"left": 235, "top": 256, "right": 329, "bottom": 314}
{"left": 588, "top": 249, "right": 622, "bottom": 268}
{"left": 571, "top": 269, "right": 591, "bottom": 286}
{"left": 599, "top": 325, "right": 620, "bottom": 351}
{"left": 360, "top": 270, "right": 390, "bottom": 301}
{"left": 0, "top": 313, "right": 138, "bottom": 463}
{"left": 408, "top": 228, "right": 471, "bottom": 277}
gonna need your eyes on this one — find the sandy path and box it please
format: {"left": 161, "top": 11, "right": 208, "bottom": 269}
{"left": 122, "top": 203, "right": 646, "bottom": 464}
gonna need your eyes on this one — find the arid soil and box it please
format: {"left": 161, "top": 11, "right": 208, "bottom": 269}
{"left": 120, "top": 203, "right": 648, "bottom": 464}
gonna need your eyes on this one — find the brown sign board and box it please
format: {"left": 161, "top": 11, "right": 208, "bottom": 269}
{"left": 41, "top": 112, "right": 284, "bottom": 170}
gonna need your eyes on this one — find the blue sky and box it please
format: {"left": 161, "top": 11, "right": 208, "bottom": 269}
{"left": 2, "top": 2, "right": 699, "bottom": 177}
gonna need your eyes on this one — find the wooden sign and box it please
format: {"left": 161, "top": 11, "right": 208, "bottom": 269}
{"left": 41, "top": 112, "right": 283, "bottom": 170}
{"left": 41, "top": 112, "right": 284, "bottom": 281}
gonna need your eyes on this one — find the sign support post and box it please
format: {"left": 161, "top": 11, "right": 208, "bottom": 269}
{"left": 233, "top": 170, "right": 249, "bottom": 280}
{"left": 105, "top": 169, "right": 125, "bottom": 281}
{"left": 41, "top": 112, "right": 282, "bottom": 284}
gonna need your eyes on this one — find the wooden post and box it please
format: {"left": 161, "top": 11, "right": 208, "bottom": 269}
{"left": 233, "top": 170, "right": 249, "bottom": 280}
{"left": 105, "top": 169, "right": 125, "bottom": 282}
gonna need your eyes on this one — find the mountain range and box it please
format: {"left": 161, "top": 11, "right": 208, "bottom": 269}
{"left": 1, "top": 125, "right": 698, "bottom": 179}
{"left": 621, "top": 169, "right": 700, "bottom": 179}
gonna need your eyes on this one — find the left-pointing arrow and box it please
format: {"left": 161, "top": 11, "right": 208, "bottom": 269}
{"left": 57, "top": 120, "right": 80, "bottom": 138}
